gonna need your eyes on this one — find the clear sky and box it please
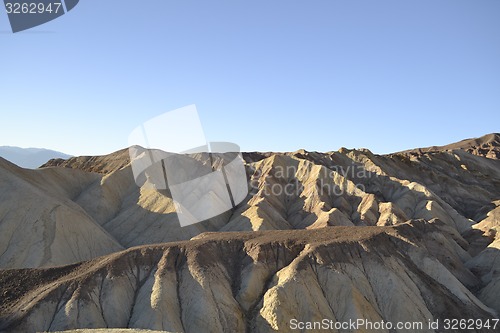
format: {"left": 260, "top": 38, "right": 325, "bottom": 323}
{"left": 1, "top": 0, "right": 499, "bottom": 156}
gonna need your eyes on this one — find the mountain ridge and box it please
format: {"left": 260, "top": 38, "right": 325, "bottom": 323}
{"left": 40, "top": 133, "right": 500, "bottom": 175}
{"left": 398, "top": 133, "right": 500, "bottom": 159}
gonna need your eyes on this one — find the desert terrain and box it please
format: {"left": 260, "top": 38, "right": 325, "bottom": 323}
{"left": 0, "top": 133, "right": 499, "bottom": 332}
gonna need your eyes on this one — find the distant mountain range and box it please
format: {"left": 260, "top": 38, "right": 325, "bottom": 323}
{"left": 0, "top": 146, "right": 72, "bottom": 169}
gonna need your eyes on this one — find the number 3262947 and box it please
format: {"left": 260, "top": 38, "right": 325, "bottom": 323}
{"left": 5, "top": 2, "right": 62, "bottom": 14}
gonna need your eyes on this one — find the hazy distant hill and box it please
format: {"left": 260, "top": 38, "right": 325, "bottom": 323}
{"left": 0, "top": 146, "right": 71, "bottom": 169}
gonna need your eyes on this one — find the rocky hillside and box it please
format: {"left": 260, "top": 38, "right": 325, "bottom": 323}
{"left": 41, "top": 148, "right": 131, "bottom": 174}
{"left": 0, "top": 221, "right": 497, "bottom": 332}
{"left": 0, "top": 158, "right": 123, "bottom": 268}
{"left": 1, "top": 134, "right": 499, "bottom": 332}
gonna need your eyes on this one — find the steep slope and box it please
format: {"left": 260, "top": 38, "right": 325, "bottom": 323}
{"left": 72, "top": 163, "right": 230, "bottom": 247}
{"left": 466, "top": 202, "right": 500, "bottom": 315}
{"left": 349, "top": 148, "right": 500, "bottom": 221}
{"left": 0, "top": 158, "right": 123, "bottom": 268}
{"left": 0, "top": 221, "right": 496, "bottom": 333}
{"left": 225, "top": 151, "right": 486, "bottom": 234}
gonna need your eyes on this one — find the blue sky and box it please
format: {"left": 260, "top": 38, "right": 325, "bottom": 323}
{"left": 1, "top": 0, "right": 499, "bottom": 156}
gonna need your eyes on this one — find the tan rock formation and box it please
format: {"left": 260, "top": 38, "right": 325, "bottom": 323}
{"left": 0, "top": 222, "right": 496, "bottom": 333}
{"left": 1, "top": 134, "right": 500, "bottom": 332}
{"left": 0, "top": 158, "right": 123, "bottom": 268}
